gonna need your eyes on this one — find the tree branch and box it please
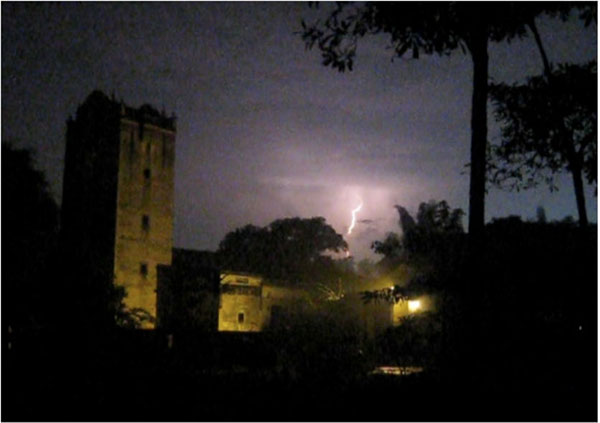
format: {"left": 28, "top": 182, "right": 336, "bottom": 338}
{"left": 527, "top": 17, "right": 552, "bottom": 79}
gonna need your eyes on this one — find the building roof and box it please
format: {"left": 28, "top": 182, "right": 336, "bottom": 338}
{"left": 77, "top": 90, "right": 176, "bottom": 131}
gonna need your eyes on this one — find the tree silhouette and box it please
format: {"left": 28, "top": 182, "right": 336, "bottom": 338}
{"left": 536, "top": 206, "right": 547, "bottom": 224}
{"left": 2, "top": 143, "right": 59, "bottom": 330}
{"left": 366, "top": 200, "right": 467, "bottom": 305}
{"left": 371, "top": 232, "right": 403, "bottom": 264}
{"left": 488, "top": 62, "right": 597, "bottom": 226}
{"left": 217, "top": 216, "right": 347, "bottom": 286}
{"left": 109, "top": 285, "right": 156, "bottom": 329}
{"left": 300, "top": 3, "right": 587, "bottom": 253}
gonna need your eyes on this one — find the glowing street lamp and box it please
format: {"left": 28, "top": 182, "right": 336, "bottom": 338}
{"left": 408, "top": 299, "right": 421, "bottom": 313}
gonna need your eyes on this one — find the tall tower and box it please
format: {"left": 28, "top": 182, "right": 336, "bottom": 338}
{"left": 61, "top": 91, "right": 175, "bottom": 328}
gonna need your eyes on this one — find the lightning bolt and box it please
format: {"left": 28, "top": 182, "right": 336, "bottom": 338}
{"left": 347, "top": 201, "right": 363, "bottom": 235}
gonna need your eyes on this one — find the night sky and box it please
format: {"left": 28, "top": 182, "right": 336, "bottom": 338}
{"left": 2, "top": 3, "right": 597, "bottom": 259}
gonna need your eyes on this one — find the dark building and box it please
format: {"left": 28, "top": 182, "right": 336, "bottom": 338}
{"left": 157, "top": 248, "right": 220, "bottom": 331}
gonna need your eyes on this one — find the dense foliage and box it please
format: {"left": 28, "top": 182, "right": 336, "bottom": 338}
{"left": 488, "top": 61, "right": 597, "bottom": 226}
{"left": 300, "top": 3, "right": 578, "bottom": 251}
{"left": 110, "top": 285, "right": 156, "bottom": 329}
{"left": 217, "top": 217, "right": 348, "bottom": 286}
{"left": 367, "top": 201, "right": 467, "bottom": 300}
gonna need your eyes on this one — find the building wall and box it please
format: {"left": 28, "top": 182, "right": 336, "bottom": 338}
{"left": 157, "top": 260, "right": 220, "bottom": 331}
{"left": 163, "top": 266, "right": 436, "bottom": 335}
{"left": 61, "top": 92, "right": 124, "bottom": 326}
{"left": 113, "top": 117, "right": 175, "bottom": 326}
{"left": 217, "top": 273, "right": 306, "bottom": 332}
{"left": 61, "top": 92, "right": 175, "bottom": 329}
{"left": 218, "top": 273, "right": 264, "bottom": 332}
{"left": 262, "top": 285, "right": 307, "bottom": 328}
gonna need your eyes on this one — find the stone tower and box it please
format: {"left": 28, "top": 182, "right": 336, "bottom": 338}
{"left": 61, "top": 91, "right": 175, "bottom": 328}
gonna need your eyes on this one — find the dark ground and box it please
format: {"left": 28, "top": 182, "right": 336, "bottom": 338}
{"left": 4, "top": 326, "right": 596, "bottom": 422}
{"left": 3, "top": 219, "right": 597, "bottom": 421}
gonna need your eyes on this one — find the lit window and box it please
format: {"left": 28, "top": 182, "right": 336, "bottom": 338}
{"left": 142, "top": 215, "right": 150, "bottom": 231}
{"left": 140, "top": 263, "right": 148, "bottom": 277}
{"left": 238, "top": 313, "right": 245, "bottom": 324}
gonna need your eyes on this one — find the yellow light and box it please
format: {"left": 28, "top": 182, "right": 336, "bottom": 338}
{"left": 408, "top": 300, "right": 421, "bottom": 313}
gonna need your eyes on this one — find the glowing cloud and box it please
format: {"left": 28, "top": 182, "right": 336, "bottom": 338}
{"left": 347, "top": 200, "right": 363, "bottom": 235}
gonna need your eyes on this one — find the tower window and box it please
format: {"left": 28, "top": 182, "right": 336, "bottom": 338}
{"left": 143, "top": 168, "right": 151, "bottom": 180}
{"left": 142, "top": 215, "right": 150, "bottom": 231}
{"left": 238, "top": 313, "right": 245, "bottom": 324}
{"left": 140, "top": 263, "right": 148, "bottom": 278}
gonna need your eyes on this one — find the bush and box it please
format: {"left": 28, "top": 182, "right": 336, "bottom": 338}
{"left": 374, "top": 311, "right": 443, "bottom": 368}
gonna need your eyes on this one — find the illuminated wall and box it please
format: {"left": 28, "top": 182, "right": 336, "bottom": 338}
{"left": 218, "top": 272, "right": 264, "bottom": 332}
{"left": 113, "top": 110, "right": 175, "bottom": 327}
{"left": 217, "top": 272, "right": 437, "bottom": 334}
{"left": 62, "top": 92, "right": 175, "bottom": 328}
{"left": 218, "top": 272, "right": 306, "bottom": 332}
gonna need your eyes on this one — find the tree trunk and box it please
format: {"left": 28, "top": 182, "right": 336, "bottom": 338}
{"left": 570, "top": 157, "right": 589, "bottom": 227}
{"left": 462, "top": 24, "right": 489, "bottom": 387}
{"left": 468, "top": 29, "right": 488, "bottom": 256}
{"left": 530, "top": 20, "right": 589, "bottom": 229}
{"left": 528, "top": 18, "right": 552, "bottom": 79}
